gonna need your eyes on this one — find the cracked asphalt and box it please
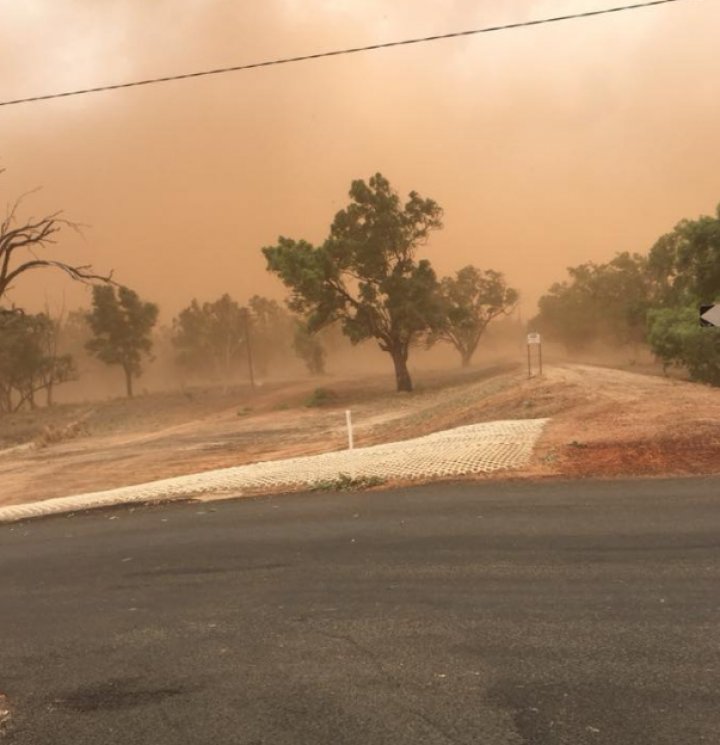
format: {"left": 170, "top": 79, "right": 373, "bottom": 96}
{"left": 1, "top": 477, "right": 719, "bottom": 744}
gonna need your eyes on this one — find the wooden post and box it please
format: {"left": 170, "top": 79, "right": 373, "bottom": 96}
{"left": 538, "top": 340, "right": 543, "bottom": 376}
{"left": 243, "top": 309, "right": 256, "bottom": 390}
{"left": 527, "top": 342, "right": 532, "bottom": 379}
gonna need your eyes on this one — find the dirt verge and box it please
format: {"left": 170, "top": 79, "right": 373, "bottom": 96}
{"left": 0, "top": 362, "right": 718, "bottom": 508}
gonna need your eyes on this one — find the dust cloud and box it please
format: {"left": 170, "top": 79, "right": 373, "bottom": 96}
{"left": 1, "top": 0, "right": 719, "bottom": 387}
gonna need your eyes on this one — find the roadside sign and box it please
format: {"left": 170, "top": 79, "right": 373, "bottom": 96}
{"left": 526, "top": 332, "right": 542, "bottom": 378}
{"left": 700, "top": 304, "right": 720, "bottom": 327}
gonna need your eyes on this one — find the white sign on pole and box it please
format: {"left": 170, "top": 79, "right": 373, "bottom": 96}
{"left": 527, "top": 332, "right": 541, "bottom": 345}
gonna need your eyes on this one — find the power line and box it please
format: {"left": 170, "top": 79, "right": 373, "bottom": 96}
{"left": 0, "top": 0, "right": 686, "bottom": 109}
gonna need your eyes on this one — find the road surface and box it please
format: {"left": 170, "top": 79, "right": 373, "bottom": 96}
{"left": 1, "top": 477, "right": 719, "bottom": 744}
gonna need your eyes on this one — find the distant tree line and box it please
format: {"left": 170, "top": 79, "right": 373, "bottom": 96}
{"left": 531, "top": 205, "right": 720, "bottom": 385}
{"left": 5, "top": 162, "right": 718, "bottom": 405}
{"left": 1, "top": 169, "right": 521, "bottom": 409}
{"left": 0, "top": 287, "right": 346, "bottom": 411}
{"left": 171, "top": 293, "right": 337, "bottom": 384}
{"left": 0, "top": 309, "right": 75, "bottom": 413}
{"left": 0, "top": 170, "right": 351, "bottom": 409}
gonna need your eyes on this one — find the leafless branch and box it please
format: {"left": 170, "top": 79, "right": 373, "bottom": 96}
{"left": 0, "top": 179, "right": 113, "bottom": 301}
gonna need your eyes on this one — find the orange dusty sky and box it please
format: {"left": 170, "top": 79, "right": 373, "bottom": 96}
{"left": 1, "top": 0, "right": 718, "bottom": 321}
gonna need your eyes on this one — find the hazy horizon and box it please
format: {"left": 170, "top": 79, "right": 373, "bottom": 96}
{"left": 2, "top": 0, "right": 718, "bottom": 322}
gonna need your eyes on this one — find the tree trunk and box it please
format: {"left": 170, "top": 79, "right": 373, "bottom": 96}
{"left": 46, "top": 381, "right": 54, "bottom": 408}
{"left": 124, "top": 365, "right": 134, "bottom": 398}
{"left": 459, "top": 335, "right": 481, "bottom": 368}
{"left": 389, "top": 347, "right": 413, "bottom": 392}
{"left": 0, "top": 386, "right": 10, "bottom": 414}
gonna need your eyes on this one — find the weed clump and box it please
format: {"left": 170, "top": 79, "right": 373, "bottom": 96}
{"left": 311, "top": 473, "right": 386, "bottom": 492}
{"left": 305, "top": 388, "right": 338, "bottom": 407}
{"left": 35, "top": 420, "right": 89, "bottom": 448}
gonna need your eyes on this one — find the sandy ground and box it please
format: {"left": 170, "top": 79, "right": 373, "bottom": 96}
{"left": 526, "top": 364, "right": 720, "bottom": 479}
{"left": 0, "top": 362, "right": 718, "bottom": 507}
{"left": 0, "top": 365, "right": 515, "bottom": 505}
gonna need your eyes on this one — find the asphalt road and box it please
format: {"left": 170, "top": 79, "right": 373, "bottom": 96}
{"left": 1, "top": 477, "right": 719, "bottom": 745}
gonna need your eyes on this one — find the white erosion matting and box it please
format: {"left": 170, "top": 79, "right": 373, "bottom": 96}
{"left": 0, "top": 418, "right": 548, "bottom": 523}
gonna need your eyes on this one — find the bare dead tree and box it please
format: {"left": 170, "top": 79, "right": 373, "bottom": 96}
{"left": 1, "top": 172, "right": 113, "bottom": 302}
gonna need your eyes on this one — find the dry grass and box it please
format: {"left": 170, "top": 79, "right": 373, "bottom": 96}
{"left": 34, "top": 419, "right": 91, "bottom": 449}
{"left": 1, "top": 360, "right": 718, "bottom": 507}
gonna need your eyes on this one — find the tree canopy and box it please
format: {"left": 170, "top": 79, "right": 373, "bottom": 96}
{"left": 648, "top": 306, "right": 720, "bottom": 386}
{"left": 293, "top": 321, "right": 326, "bottom": 376}
{"left": 531, "top": 202, "right": 720, "bottom": 386}
{"left": 86, "top": 285, "right": 158, "bottom": 397}
{"left": 533, "top": 253, "right": 652, "bottom": 351}
{"left": 172, "top": 294, "right": 296, "bottom": 384}
{"left": 263, "top": 173, "right": 444, "bottom": 391}
{"left": 173, "top": 294, "right": 246, "bottom": 383}
{"left": 644, "top": 207, "right": 720, "bottom": 385}
{"left": 246, "top": 295, "right": 295, "bottom": 376}
{"left": 0, "top": 310, "right": 75, "bottom": 413}
{"left": 647, "top": 204, "right": 720, "bottom": 305}
{"left": 432, "top": 266, "right": 518, "bottom": 367}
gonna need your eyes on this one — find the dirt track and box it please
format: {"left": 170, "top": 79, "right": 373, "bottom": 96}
{"left": 0, "top": 363, "right": 718, "bottom": 507}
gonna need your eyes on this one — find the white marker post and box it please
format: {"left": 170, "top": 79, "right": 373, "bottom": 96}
{"left": 345, "top": 409, "right": 354, "bottom": 450}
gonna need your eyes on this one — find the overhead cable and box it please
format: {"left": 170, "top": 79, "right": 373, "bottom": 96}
{"left": 0, "top": 0, "right": 686, "bottom": 108}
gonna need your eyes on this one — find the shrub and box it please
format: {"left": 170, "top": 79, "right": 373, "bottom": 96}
{"left": 304, "top": 387, "right": 338, "bottom": 407}
{"left": 648, "top": 306, "right": 720, "bottom": 385}
{"left": 311, "top": 473, "right": 386, "bottom": 492}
